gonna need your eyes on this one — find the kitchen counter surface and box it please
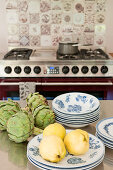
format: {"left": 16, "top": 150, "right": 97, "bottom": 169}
{"left": 0, "top": 100, "right": 113, "bottom": 170}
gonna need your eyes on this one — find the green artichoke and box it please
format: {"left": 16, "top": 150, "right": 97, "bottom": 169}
{"left": 0, "top": 99, "right": 21, "bottom": 130}
{"left": 7, "top": 110, "right": 43, "bottom": 143}
{"left": 26, "top": 92, "right": 48, "bottom": 112}
{"left": 33, "top": 105, "right": 55, "bottom": 129}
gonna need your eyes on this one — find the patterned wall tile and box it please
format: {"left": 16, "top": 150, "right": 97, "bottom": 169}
{"left": 30, "top": 35, "right": 40, "bottom": 46}
{"left": 29, "top": 24, "right": 40, "bottom": 35}
{"left": 19, "top": 24, "right": 29, "bottom": 35}
{"left": 6, "top": 0, "right": 107, "bottom": 48}
{"left": 17, "top": 0, "right": 28, "bottom": 12}
{"left": 29, "top": 13, "right": 40, "bottom": 24}
{"left": 40, "top": 0, "right": 51, "bottom": 13}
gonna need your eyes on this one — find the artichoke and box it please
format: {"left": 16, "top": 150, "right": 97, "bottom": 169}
{"left": 26, "top": 92, "right": 48, "bottom": 112}
{"left": 7, "top": 110, "right": 43, "bottom": 143}
{"left": 0, "top": 99, "right": 21, "bottom": 131}
{"left": 33, "top": 105, "right": 55, "bottom": 129}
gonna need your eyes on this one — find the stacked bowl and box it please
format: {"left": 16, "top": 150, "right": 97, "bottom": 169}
{"left": 96, "top": 117, "right": 113, "bottom": 149}
{"left": 52, "top": 92, "right": 100, "bottom": 128}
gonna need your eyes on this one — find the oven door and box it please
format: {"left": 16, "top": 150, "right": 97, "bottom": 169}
{"left": 0, "top": 78, "right": 42, "bottom": 100}
{"left": 40, "top": 77, "right": 113, "bottom": 100}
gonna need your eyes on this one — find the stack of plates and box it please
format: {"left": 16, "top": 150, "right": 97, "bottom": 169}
{"left": 27, "top": 130, "right": 105, "bottom": 170}
{"left": 96, "top": 117, "right": 113, "bottom": 149}
{"left": 52, "top": 92, "right": 100, "bottom": 128}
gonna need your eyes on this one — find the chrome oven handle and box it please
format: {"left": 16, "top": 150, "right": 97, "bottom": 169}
{"left": 0, "top": 82, "right": 112, "bottom": 86}
{"left": 41, "top": 82, "right": 113, "bottom": 86}
{"left": 0, "top": 82, "right": 41, "bottom": 85}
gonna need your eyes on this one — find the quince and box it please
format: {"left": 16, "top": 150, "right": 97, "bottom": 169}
{"left": 43, "top": 123, "right": 66, "bottom": 140}
{"left": 39, "top": 135, "right": 66, "bottom": 163}
{"left": 64, "top": 129, "right": 89, "bottom": 156}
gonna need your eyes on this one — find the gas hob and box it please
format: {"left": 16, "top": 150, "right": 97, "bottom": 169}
{"left": 0, "top": 48, "right": 113, "bottom": 78}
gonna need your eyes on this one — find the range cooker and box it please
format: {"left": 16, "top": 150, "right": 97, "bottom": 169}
{"left": 0, "top": 47, "right": 113, "bottom": 100}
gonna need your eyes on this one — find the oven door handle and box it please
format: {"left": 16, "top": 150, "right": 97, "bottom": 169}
{"left": 0, "top": 82, "right": 112, "bottom": 86}
{"left": 0, "top": 82, "right": 41, "bottom": 85}
{"left": 41, "top": 82, "right": 113, "bottom": 86}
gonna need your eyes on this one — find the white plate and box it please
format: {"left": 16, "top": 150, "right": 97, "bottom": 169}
{"left": 56, "top": 118, "right": 99, "bottom": 128}
{"left": 55, "top": 115, "right": 99, "bottom": 125}
{"left": 96, "top": 117, "right": 113, "bottom": 141}
{"left": 96, "top": 133, "right": 113, "bottom": 149}
{"left": 52, "top": 92, "right": 100, "bottom": 115}
{"left": 27, "top": 130, "right": 105, "bottom": 169}
{"left": 28, "top": 154, "right": 104, "bottom": 170}
{"left": 55, "top": 113, "right": 100, "bottom": 123}
{"left": 53, "top": 106, "right": 100, "bottom": 118}
{"left": 96, "top": 132, "right": 113, "bottom": 145}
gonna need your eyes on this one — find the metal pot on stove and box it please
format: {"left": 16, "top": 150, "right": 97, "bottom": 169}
{"left": 58, "top": 42, "right": 93, "bottom": 55}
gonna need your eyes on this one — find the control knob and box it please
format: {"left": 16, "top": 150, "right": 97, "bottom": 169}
{"left": 101, "top": 66, "right": 108, "bottom": 74}
{"left": 91, "top": 66, "right": 98, "bottom": 74}
{"left": 4, "top": 66, "right": 12, "bottom": 74}
{"left": 24, "top": 66, "right": 31, "bottom": 74}
{"left": 34, "top": 66, "right": 41, "bottom": 74}
{"left": 62, "top": 66, "right": 69, "bottom": 74}
{"left": 72, "top": 66, "right": 79, "bottom": 74}
{"left": 81, "top": 66, "right": 89, "bottom": 74}
{"left": 14, "top": 66, "right": 21, "bottom": 74}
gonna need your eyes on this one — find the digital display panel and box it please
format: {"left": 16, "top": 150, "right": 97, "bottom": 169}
{"left": 49, "top": 67, "right": 54, "bottom": 69}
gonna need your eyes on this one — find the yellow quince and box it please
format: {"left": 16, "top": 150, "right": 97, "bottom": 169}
{"left": 64, "top": 129, "right": 89, "bottom": 156}
{"left": 39, "top": 135, "right": 66, "bottom": 163}
{"left": 43, "top": 123, "right": 66, "bottom": 140}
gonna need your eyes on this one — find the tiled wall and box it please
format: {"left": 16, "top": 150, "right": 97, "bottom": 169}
{"left": 6, "top": 0, "right": 106, "bottom": 48}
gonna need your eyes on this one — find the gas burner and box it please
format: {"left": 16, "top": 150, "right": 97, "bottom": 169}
{"left": 57, "top": 51, "right": 81, "bottom": 60}
{"left": 80, "top": 49, "right": 109, "bottom": 60}
{"left": 4, "top": 48, "right": 33, "bottom": 60}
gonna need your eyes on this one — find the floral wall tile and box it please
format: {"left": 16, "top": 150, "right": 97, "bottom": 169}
{"left": 30, "top": 35, "right": 40, "bottom": 46}
{"left": 29, "top": 24, "right": 40, "bottom": 35}
{"left": 41, "top": 24, "right": 51, "bottom": 35}
{"left": 40, "top": 0, "right": 51, "bottom": 13}
{"left": 94, "top": 35, "right": 105, "bottom": 46}
{"left": 19, "top": 12, "right": 28, "bottom": 24}
{"left": 29, "top": 13, "right": 40, "bottom": 24}
{"left": 73, "top": 0, "right": 84, "bottom": 13}
{"left": 6, "top": 0, "right": 17, "bottom": 9}
{"left": 52, "top": 12, "right": 62, "bottom": 24}
{"left": 19, "top": 24, "right": 29, "bottom": 35}
{"left": 41, "top": 13, "right": 51, "bottom": 24}
{"left": 17, "top": 0, "right": 28, "bottom": 12}
{"left": 6, "top": 0, "right": 107, "bottom": 48}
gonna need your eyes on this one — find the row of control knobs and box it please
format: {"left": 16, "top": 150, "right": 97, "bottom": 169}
{"left": 4, "top": 65, "right": 108, "bottom": 74}
{"left": 4, "top": 66, "right": 41, "bottom": 74}
{"left": 62, "top": 66, "right": 108, "bottom": 74}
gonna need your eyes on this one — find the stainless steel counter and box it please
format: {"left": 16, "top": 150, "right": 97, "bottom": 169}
{"left": 0, "top": 100, "right": 113, "bottom": 170}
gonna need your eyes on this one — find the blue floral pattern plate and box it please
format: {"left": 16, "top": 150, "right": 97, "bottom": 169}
{"left": 27, "top": 130, "right": 105, "bottom": 170}
{"left": 28, "top": 154, "right": 104, "bottom": 170}
{"left": 96, "top": 117, "right": 113, "bottom": 142}
{"left": 53, "top": 107, "right": 100, "bottom": 119}
{"left": 52, "top": 92, "right": 100, "bottom": 115}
